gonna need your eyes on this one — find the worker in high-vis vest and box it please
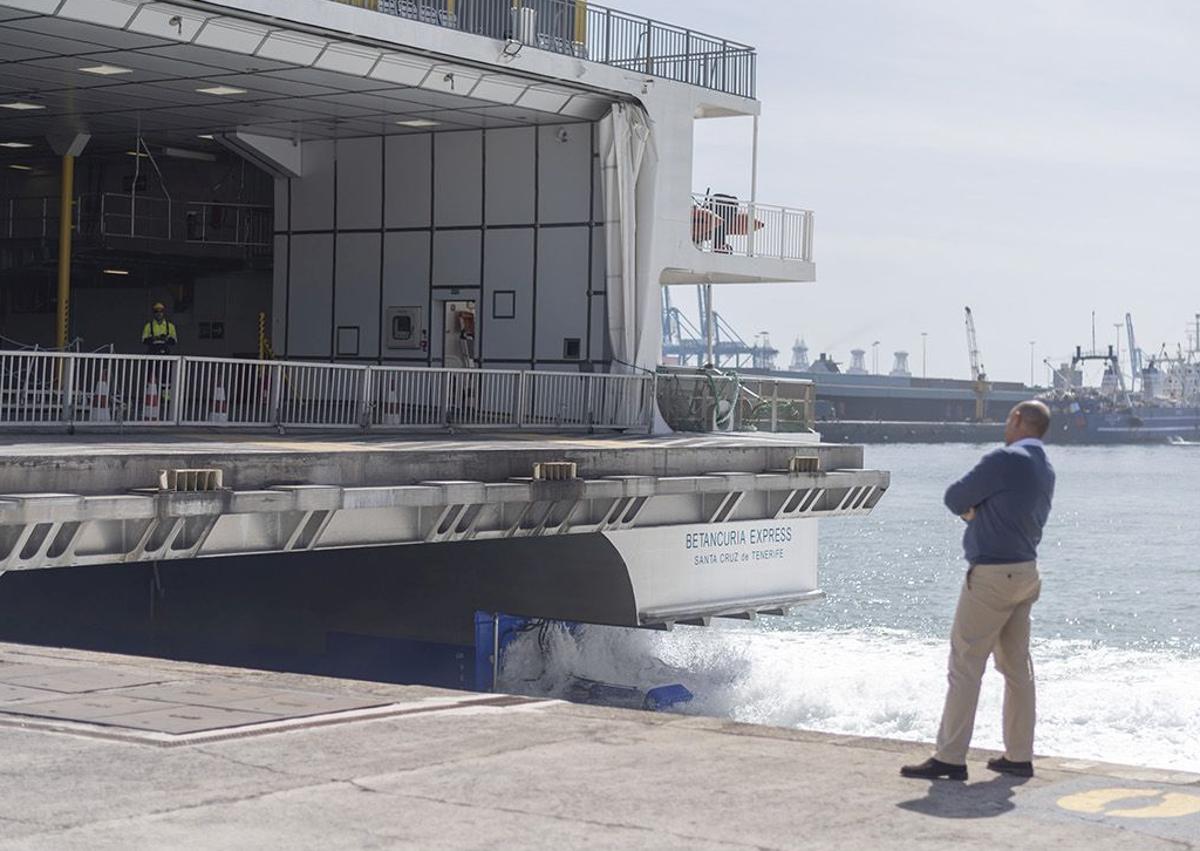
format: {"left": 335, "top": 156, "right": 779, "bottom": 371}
{"left": 142, "top": 302, "right": 178, "bottom": 355}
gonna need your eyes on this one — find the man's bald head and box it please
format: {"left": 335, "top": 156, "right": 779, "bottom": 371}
{"left": 1005, "top": 400, "right": 1052, "bottom": 443}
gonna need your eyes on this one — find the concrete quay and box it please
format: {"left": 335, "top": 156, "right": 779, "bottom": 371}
{"left": 817, "top": 420, "right": 1006, "bottom": 445}
{"left": 0, "top": 643, "right": 1196, "bottom": 851}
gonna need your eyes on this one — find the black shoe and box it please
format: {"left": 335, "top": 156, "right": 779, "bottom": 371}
{"left": 900, "top": 757, "right": 967, "bottom": 781}
{"left": 986, "top": 756, "right": 1033, "bottom": 777}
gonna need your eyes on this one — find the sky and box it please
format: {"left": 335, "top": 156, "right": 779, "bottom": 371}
{"left": 618, "top": 0, "right": 1200, "bottom": 384}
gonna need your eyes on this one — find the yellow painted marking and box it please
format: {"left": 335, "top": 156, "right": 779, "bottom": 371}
{"left": 1057, "top": 787, "right": 1200, "bottom": 819}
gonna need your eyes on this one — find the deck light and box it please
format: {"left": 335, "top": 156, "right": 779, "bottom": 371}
{"left": 102, "top": 269, "right": 129, "bottom": 276}
{"left": 8, "top": 164, "right": 32, "bottom": 171}
{"left": 79, "top": 64, "right": 132, "bottom": 76}
{"left": 197, "top": 134, "right": 215, "bottom": 140}
{"left": 396, "top": 118, "right": 439, "bottom": 128}
{"left": 196, "top": 86, "right": 247, "bottom": 96}
{"left": 0, "top": 142, "right": 32, "bottom": 149}
{"left": 0, "top": 102, "right": 44, "bottom": 111}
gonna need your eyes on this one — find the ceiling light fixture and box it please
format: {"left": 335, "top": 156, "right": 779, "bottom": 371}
{"left": 396, "top": 118, "right": 440, "bottom": 128}
{"left": 164, "top": 146, "right": 216, "bottom": 162}
{"left": 196, "top": 85, "right": 247, "bottom": 96}
{"left": 8, "top": 164, "right": 32, "bottom": 171}
{"left": 125, "top": 150, "right": 150, "bottom": 158}
{"left": 197, "top": 134, "right": 215, "bottom": 140}
{"left": 0, "top": 102, "right": 45, "bottom": 111}
{"left": 0, "top": 142, "right": 33, "bottom": 149}
{"left": 79, "top": 64, "right": 132, "bottom": 76}
{"left": 102, "top": 268, "right": 130, "bottom": 276}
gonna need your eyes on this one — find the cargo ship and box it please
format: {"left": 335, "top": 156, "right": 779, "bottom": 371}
{"left": 1041, "top": 342, "right": 1200, "bottom": 444}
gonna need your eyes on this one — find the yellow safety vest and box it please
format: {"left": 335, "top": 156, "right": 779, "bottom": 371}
{"left": 142, "top": 319, "right": 177, "bottom": 342}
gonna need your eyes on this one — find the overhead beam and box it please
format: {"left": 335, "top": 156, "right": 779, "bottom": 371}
{"left": 214, "top": 131, "right": 302, "bottom": 178}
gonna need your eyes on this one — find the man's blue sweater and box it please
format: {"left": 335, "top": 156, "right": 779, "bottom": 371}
{"left": 944, "top": 441, "right": 1056, "bottom": 565}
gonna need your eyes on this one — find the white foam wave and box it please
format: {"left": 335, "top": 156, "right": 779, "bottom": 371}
{"left": 498, "top": 623, "right": 1200, "bottom": 774}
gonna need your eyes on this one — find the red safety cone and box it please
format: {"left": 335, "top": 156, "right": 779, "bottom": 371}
{"left": 143, "top": 371, "right": 160, "bottom": 420}
{"left": 92, "top": 371, "right": 111, "bottom": 422}
{"left": 210, "top": 380, "right": 229, "bottom": 423}
{"left": 384, "top": 375, "right": 401, "bottom": 425}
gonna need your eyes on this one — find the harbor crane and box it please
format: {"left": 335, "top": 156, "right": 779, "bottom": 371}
{"left": 964, "top": 306, "right": 989, "bottom": 421}
{"left": 1125, "top": 313, "right": 1142, "bottom": 392}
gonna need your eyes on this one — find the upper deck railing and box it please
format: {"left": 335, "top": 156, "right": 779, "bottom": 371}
{"left": 0, "top": 350, "right": 656, "bottom": 433}
{"left": 691, "top": 193, "right": 814, "bottom": 262}
{"left": 336, "top": 0, "right": 756, "bottom": 99}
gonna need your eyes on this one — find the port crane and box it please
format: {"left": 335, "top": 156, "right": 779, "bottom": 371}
{"left": 661, "top": 289, "right": 778, "bottom": 369}
{"left": 1125, "top": 313, "right": 1143, "bottom": 392}
{"left": 964, "top": 306, "right": 989, "bottom": 421}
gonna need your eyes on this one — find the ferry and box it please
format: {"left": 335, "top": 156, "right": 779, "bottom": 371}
{"left": 0, "top": 0, "right": 887, "bottom": 694}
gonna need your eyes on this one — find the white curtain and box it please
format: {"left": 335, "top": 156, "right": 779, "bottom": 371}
{"left": 599, "top": 102, "right": 659, "bottom": 373}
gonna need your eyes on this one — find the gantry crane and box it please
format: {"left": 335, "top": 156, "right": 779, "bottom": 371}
{"left": 964, "top": 306, "right": 989, "bottom": 421}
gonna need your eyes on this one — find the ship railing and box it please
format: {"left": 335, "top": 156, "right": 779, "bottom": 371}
{"left": 735, "top": 376, "right": 816, "bottom": 433}
{"left": 0, "top": 196, "right": 75, "bottom": 241}
{"left": 339, "top": 0, "right": 756, "bottom": 99}
{"left": 656, "top": 366, "right": 815, "bottom": 433}
{"left": 691, "top": 193, "right": 814, "bottom": 262}
{"left": 0, "top": 351, "right": 656, "bottom": 433}
{"left": 184, "top": 202, "right": 273, "bottom": 247}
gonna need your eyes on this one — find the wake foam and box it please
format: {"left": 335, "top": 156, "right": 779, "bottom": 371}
{"left": 498, "top": 623, "right": 1200, "bottom": 773}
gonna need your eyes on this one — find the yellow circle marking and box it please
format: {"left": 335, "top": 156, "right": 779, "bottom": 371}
{"left": 1057, "top": 787, "right": 1200, "bottom": 819}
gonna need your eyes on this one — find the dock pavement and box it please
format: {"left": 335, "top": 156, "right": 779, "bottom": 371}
{"left": 0, "top": 642, "right": 1196, "bottom": 850}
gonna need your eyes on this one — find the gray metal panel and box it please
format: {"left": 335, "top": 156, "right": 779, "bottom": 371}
{"left": 482, "top": 228, "right": 534, "bottom": 363}
{"left": 384, "top": 134, "right": 431, "bottom": 228}
{"left": 288, "top": 234, "right": 334, "bottom": 358}
{"left": 291, "top": 140, "right": 335, "bottom": 232}
{"left": 432, "top": 230, "right": 481, "bottom": 288}
{"left": 336, "top": 137, "right": 383, "bottom": 230}
{"left": 434, "top": 130, "right": 482, "bottom": 227}
{"left": 382, "top": 230, "right": 431, "bottom": 325}
{"left": 484, "top": 127, "right": 535, "bottom": 226}
{"left": 335, "top": 232, "right": 382, "bottom": 358}
{"left": 591, "top": 122, "right": 603, "bottom": 222}
{"left": 589, "top": 293, "right": 608, "bottom": 362}
{"left": 538, "top": 124, "right": 591, "bottom": 224}
{"left": 2, "top": 666, "right": 165, "bottom": 693}
{"left": 535, "top": 226, "right": 589, "bottom": 361}
{"left": 98, "top": 705, "right": 277, "bottom": 734}
{"left": 590, "top": 223, "right": 605, "bottom": 293}
{"left": 274, "top": 177, "right": 289, "bottom": 231}
{"left": 273, "top": 234, "right": 289, "bottom": 352}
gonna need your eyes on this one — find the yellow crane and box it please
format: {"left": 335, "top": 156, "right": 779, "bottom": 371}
{"left": 964, "top": 306, "right": 990, "bottom": 421}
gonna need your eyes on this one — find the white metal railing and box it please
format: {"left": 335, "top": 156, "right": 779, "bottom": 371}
{"left": 2, "top": 195, "right": 271, "bottom": 246}
{"left": 0, "top": 351, "right": 656, "bottom": 432}
{"left": 185, "top": 202, "right": 273, "bottom": 247}
{"left": 358, "top": 0, "right": 757, "bottom": 98}
{"left": 691, "top": 193, "right": 814, "bottom": 262}
{"left": 656, "top": 366, "right": 815, "bottom": 433}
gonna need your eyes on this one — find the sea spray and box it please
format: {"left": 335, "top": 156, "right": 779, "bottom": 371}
{"left": 499, "top": 622, "right": 1200, "bottom": 774}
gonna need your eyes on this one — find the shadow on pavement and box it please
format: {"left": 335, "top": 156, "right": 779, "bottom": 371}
{"left": 897, "top": 775, "right": 1030, "bottom": 819}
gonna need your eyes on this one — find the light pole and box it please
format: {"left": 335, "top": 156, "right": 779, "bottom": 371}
{"left": 872, "top": 340, "right": 880, "bottom": 374}
{"left": 1029, "top": 340, "right": 1036, "bottom": 388}
{"left": 921, "top": 332, "right": 927, "bottom": 378}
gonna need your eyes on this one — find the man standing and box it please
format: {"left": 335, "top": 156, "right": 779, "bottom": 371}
{"left": 901, "top": 400, "right": 1056, "bottom": 781}
{"left": 141, "top": 302, "right": 178, "bottom": 355}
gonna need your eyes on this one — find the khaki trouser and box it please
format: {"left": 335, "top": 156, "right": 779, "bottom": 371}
{"left": 935, "top": 561, "right": 1041, "bottom": 765}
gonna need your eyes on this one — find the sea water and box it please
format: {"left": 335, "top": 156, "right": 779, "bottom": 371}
{"left": 499, "top": 443, "right": 1200, "bottom": 773}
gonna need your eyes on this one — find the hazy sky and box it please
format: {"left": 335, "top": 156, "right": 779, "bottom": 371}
{"left": 619, "top": 0, "right": 1200, "bottom": 383}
